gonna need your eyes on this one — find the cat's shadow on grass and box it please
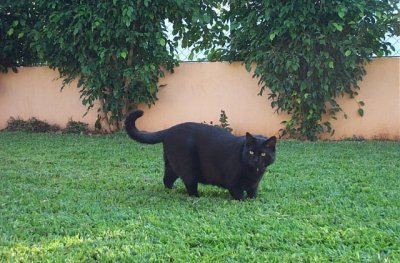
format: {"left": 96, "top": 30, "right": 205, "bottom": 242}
{"left": 123, "top": 180, "right": 236, "bottom": 205}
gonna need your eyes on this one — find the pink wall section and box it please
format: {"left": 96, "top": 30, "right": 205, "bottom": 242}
{"left": 0, "top": 58, "right": 399, "bottom": 140}
{"left": 137, "top": 62, "right": 289, "bottom": 137}
{"left": 0, "top": 67, "right": 99, "bottom": 129}
{"left": 324, "top": 58, "right": 399, "bottom": 140}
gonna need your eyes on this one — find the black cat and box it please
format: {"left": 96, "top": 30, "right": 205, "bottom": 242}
{"left": 125, "top": 110, "right": 276, "bottom": 200}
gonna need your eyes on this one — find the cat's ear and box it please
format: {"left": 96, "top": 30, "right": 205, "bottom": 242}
{"left": 264, "top": 136, "right": 277, "bottom": 150}
{"left": 245, "top": 132, "right": 256, "bottom": 146}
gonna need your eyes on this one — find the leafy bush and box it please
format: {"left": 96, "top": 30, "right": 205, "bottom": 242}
{"left": 2, "top": 1, "right": 228, "bottom": 131}
{"left": 5, "top": 117, "right": 94, "bottom": 134}
{"left": 224, "top": 0, "right": 398, "bottom": 140}
{"left": 63, "top": 120, "right": 89, "bottom": 134}
{"left": 0, "top": 0, "right": 41, "bottom": 73}
{"left": 203, "top": 110, "right": 233, "bottom": 133}
{"left": 26, "top": 0, "right": 227, "bottom": 131}
{"left": 218, "top": 110, "right": 233, "bottom": 133}
{"left": 5, "top": 117, "right": 60, "bottom": 133}
{"left": 4, "top": 117, "right": 27, "bottom": 131}
{"left": 28, "top": 118, "right": 60, "bottom": 133}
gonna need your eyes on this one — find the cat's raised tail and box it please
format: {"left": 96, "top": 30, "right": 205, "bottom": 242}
{"left": 125, "top": 110, "right": 165, "bottom": 144}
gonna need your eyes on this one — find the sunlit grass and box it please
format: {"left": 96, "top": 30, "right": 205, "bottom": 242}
{"left": 1, "top": 132, "right": 399, "bottom": 261}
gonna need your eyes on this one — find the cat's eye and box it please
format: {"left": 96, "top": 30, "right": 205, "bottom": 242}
{"left": 261, "top": 152, "right": 266, "bottom": 157}
{"left": 249, "top": 150, "right": 254, "bottom": 155}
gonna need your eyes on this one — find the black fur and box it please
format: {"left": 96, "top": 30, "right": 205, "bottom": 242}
{"left": 125, "top": 110, "right": 277, "bottom": 200}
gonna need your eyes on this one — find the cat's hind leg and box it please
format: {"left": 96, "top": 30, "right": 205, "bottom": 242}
{"left": 163, "top": 142, "right": 200, "bottom": 197}
{"left": 183, "top": 177, "right": 199, "bottom": 197}
{"left": 163, "top": 156, "right": 179, "bottom": 189}
{"left": 180, "top": 161, "right": 200, "bottom": 197}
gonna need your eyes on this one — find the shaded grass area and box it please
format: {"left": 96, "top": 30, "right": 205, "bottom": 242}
{"left": 0, "top": 131, "right": 399, "bottom": 261}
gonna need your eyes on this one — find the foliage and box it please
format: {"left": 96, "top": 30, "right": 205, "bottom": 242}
{"left": 1, "top": 132, "right": 399, "bottom": 261}
{"left": 28, "top": 0, "right": 227, "bottom": 131}
{"left": 4, "top": 117, "right": 27, "bottom": 131}
{"left": 218, "top": 110, "right": 233, "bottom": 133}
{"left": 224, "top": 0, "right": 398, "bottom": 140}
{"left": 5, "top": 117, "right": 94, "bottom": 134}
{"left": 5, "top": 117, "right": 60, "bottom": 133}
{"left": 0, "top": 0, "right": 41, "bottom": 72}
{"left": 202, "top": 110, "right": 233, "bottom": 133}
{"left": 64, "top": 120, "right": 89, "bottom": 134}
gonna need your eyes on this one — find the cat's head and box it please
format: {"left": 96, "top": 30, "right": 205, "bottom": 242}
{"left": 242, "top": 132, "right": 277, "bottom": 174}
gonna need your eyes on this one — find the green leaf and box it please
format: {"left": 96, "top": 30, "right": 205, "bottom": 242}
{"left": 73, "top": 27, "right": 80, "bottom": 35}
{"left": 376, "top": 50, "right": 384, "bottom": 57}
{"left": 332, "top": 23, "right": 343, "bottom": 32}
{"left": 7, "top": 28, "right": 14, "bottom": 36}
{"left": 245, "top": 63, "right": 252, "bottom": 72}
{"left": 269, "top": 32, "right": 276, "bottom": 41}
{"left": 359, "top": 101, "right": 365, "bottom": 106}
{"left": 358, "top": 108, "right": 364, "bottom": 117}
{"left": 328, "top": 61, "right": 334, "bottom": 69}
{"left": 120, "top": 51, "right": 127, "bottom": 59}
{"left": 338, "top": 7, "right": 347, "bottom": 19}
{"left": 345, "top": 50, "right": 352, "bottom": 57}
{"left": 159, "top": 38, "right": 166, "bottom": 46}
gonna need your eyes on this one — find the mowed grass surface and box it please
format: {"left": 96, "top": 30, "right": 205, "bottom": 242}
{"left": 0, "top": 131, "right": 399, "bottom": 262}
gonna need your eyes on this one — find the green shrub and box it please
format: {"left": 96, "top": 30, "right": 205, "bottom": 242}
{"left": 5, "top": 117, "right": 60, "bottom": 133}
{"left": 218, "top": 110, "right": 233, "bottom": 133}
{"left": 29, "top": 118, "right": 60, "bottom": 133}
{"left": 203, "top": 110, "right": 233, "bottom": 133}
{"left": 27, "top": 0, "right": 227, "bottom": 131}
{"left": 0, "top": 0, "right": 41, "bottom": 73}
{"left": 5, "top": 117, "right": 28, "bottom": 131}
{"left": 224, "top": 1, "right": 398, "bottom": 140}
{"left": 63, "top": 120, "right": 89, "bottom": 134}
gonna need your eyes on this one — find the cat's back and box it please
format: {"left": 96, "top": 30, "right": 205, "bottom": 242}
{"left": 168, "top": 122, "right": 235, "bottom": 140}
{"left": 162, "top": 122, "right": 238, "bottom": 148}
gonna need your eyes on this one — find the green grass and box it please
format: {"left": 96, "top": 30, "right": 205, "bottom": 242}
{"left": 0, "top": 131, "right": 399, "bottom": 262}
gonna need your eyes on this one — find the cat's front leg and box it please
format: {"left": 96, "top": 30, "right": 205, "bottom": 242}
{"left": 228, "top": 187, "right": 244, "bottom": 201}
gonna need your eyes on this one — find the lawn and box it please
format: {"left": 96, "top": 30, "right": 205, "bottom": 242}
{"left": 0, "top": 131, "right": 399, "bottom": 262}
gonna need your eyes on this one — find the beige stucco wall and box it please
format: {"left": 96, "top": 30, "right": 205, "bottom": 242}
{"left": 0, "top": 58, "right": 399, "bottom": 139}
{"left": 324, "top": 58, "right": 399, "bottom": 140}
{"left": 0, "top": 67, "right": 99, "bottom": 129}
